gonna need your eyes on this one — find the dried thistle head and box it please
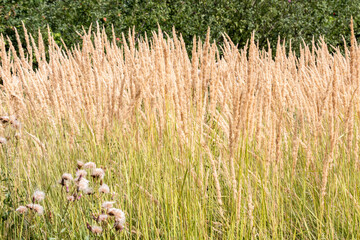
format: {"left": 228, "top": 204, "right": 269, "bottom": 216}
{"left": 32, "top": 190, "right": 45, "bottom": 202}
{"left": 101, "top": 201, "right": 115, "bottom": 209}
{"left": 0, "top": 137, "right": 7, "bottom": 145}
{"left": 99, "top": 184, "right": 110, "bottom": 194}
{"left": 87, "top": 223, "right": 102, "bottom": 235}
{"left": 0, "top": 116, "right": 10, "bottom": 123}
{"left": 75, "top": 169, "right": 87, "bottom": 181}
{"left": 67, "top": 195, "right": 75, "bottom": 202}
{"left": 60, "top": 173, "right": 73, "bottom": 186}
{"left": 107, "top": 208, "right": 125, "bottom": 220}
{"left": 9, "top": 115, "right": 21, "bottom": 129}
{"left": 62, "top": 173, "right": 73, "bottom": 181}
{"left": 26, "top": 204, "right": 44, "bottom": 215}
{"left": 77, "top": 160, "right": 84, "bottom": 169}
{"left": 84, "top": 187, "right": 94, "bottom": 195}
{"left": 91, "top": 226, "right": 103, "bottom": 234}
{"left": 16, "top": 206, "right": 28, "bottom": 214}
{"left": 91, "top": 168, "right": 105, "bottom": 180}
{"left": 83, "top": 162, "right": 96, "bottom": 169}
{"left": 77, "top": 178, "right": 89, "bottom": 191}
{"left": 113, "top": 210, "right": 126, "bottom": 231}
{"left": 114, "top": 220, "right": 125, "bottom": 231}
{"left": 96, "top": 214, "right": 108, "bottom": 223}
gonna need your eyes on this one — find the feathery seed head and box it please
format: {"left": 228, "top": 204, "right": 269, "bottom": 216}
{"left": 67, "top": 195, "right": 75, "bottom": 201}
{"left": 77, "top": 178, "right": 89, "bottom": 191}
{"left": 75, "top": 169, "right": 87, "bottom": 181}
{"left": 114, "top": 220, "right": 125, "bottom": 231}
{"left": 62, "top": 173, "right": 73, "bottom": 181}
{"left": 107, "top": 208, "right": 125, "bottom": 220}
{"left": 59, "top": 173, "right": 72, "bottom": 188}
{"left": 0, "top": 137, "right": 7, "bottom": 145}
{"left": 88, "top": 224, "right": 102, "bottom": 234}
{"left": 26, "top": 204, "right": 44, "bottom": 215}
{"left": 113, "top": 210, "right": 126, "bottom": 231}
{"left": 16, "top": 206, "right": 28, "bottom": 214}
{"left": 97, "top": 214, "right": 108, "bottom": 223}
{"left": 84, "top": 187, "right": 94, "bottom": 195}
{"left": 11, "top": 119, "right": 21, "bottom": 129}
{"left": 99, "top": 183, "right": 110, "bottom": 194}
{"left": 77, "top": 160, "right": 84, "bottom": 169}
{"left": 91, "top": 168, "right": 105, "bottom": 180}
{"left": 0, "top": 116, "right": 10, "bottom": 123}
{"left": 83, "top": 162, "right": 96, "bottom": 169}
{"left": 32, "top": 190, "right": 45, "bottom": 202}
{"left": 101, "top": 201, "right": 115, "bottom": 209}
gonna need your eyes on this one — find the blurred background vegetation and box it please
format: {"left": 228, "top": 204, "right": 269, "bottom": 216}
{"left": 0, "top": 0, "right": 359, "bottom": 55}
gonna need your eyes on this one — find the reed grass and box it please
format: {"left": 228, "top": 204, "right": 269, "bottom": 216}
{"left": 0, "top": 21, "right": 360, "bottom": 239}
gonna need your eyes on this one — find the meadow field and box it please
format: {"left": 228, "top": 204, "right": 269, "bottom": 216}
{"left": 0, "top": 21, "right": 360, "bottom": 239}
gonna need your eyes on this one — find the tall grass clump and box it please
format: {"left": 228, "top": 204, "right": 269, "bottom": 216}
{"left": 0, "top": 20, "right": 360, "bottom": 238}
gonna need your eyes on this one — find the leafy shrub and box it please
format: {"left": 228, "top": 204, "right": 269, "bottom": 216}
{"left": 0, "top": 0, "right": 359, "bottom": 55}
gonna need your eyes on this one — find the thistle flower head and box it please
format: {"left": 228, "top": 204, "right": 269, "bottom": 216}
{"left": 75, "top": 169, "right": 87, "bottom": 180}
{"left": 84, "top": 187, "right": 94, "bottom": 195}
{"left": 77, "top": 160, "right": 84, "bottom": 169}
{"left": 113, "top": 209, "right": 126, "bottom": 231}
{"left": 77, "top": 178, "right": 89, "bottom": 191}
{"left": 67, "top": 195, "right": 75, "bottom": 202}
{"left": 16, "top": 206, "right": 28, "bottom": 214}
{"left": 0, "top": 116, "right": 10, "bottom": 123}
{"left": 32, "top": 190, "right": 45, "bottom": 202}
{"left": 96, "top": 214, "right": 108, "bottom": 223}
{"left": 10, "top": 118, "right": 21, "bottom": 129}
{"left": 101, "top": 201, "right": 115, "bottom": 209}
{"left": 114, "top": 220, "right": 125, "bottom": 231}
{"left": 0, "top": 137, "right": 7, "bottom": 145}
{"left": 99, "top": 183, "right": 110, "bottom": 194}
{"left": 59, "top": 173, "right": 72, "bottom": 187}
{"left": 88, "top": 224, "right": 102, "bottom": 234}
{"left": 107, "top": 208, "right": 125, "bottom": 220}
{"left": 83, "top": 162, "right": 96, "bottom": 169}
{"left": 61, "top": 173, "right": 73, "bottom": 181}
{"left": 26, "top": 204, "right": 44, "bottom": 215}
{"left": 91, "top": 168, "right": 105, "bottom": 180}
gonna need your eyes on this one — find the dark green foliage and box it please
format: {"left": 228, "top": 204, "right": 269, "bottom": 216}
{"left": 0, "top": 0, "right": 359, "bottom": 54}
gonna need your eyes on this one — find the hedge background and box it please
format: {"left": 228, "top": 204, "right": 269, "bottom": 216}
{"left": 0, "top": 0, "right": 360, "bottom": 55}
